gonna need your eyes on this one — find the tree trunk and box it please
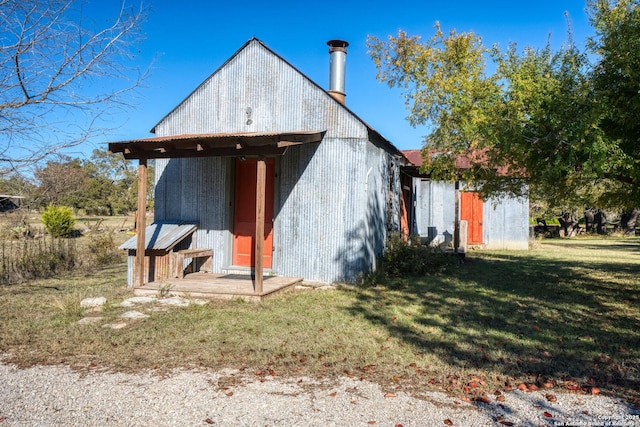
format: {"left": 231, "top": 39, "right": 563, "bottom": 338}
{"left": 584, "top": 209, "right": 595, "bottom": 233}
{"left": 558, "top": 212, "right": 580, "bottom": 237}
{"left": 594, "top": 210, "right": 607, "bottom": 234}
{"left": 621, "top": 209, "right": 639, "bottom": 235}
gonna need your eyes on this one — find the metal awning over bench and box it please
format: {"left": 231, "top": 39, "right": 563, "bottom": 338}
{"left": 120, "top": 222, "right": 212, "bottom": 283}
{"left": 120, "top": 222, "right": 198, "bottom": 252}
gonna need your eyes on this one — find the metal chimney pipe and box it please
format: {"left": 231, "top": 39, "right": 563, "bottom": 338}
{"left": 327, "top": 40, "right": 349, "bottom": 104}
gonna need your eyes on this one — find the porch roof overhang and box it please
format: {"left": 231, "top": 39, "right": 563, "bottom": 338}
{"left": 108, "top": 130, "right": 326, "bottom": 160}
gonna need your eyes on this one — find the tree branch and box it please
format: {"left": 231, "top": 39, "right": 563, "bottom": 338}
{"left": 0, "top": 0, "right": 148, "bottom": 175}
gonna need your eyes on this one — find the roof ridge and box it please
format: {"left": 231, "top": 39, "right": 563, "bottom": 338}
{"left": 148, "top": 38, "right": 406, "bottom": 160}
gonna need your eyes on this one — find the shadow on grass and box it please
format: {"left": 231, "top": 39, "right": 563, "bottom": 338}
{"left": 543, "top": 239, "right": 640, "bottom": 253}
{"left": 345, "top": 239, "right": 640, "bottom": 401}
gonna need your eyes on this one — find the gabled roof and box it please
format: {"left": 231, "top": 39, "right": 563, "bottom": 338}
{"left": 150, "top": 37, "right": 407, "bottom": 161}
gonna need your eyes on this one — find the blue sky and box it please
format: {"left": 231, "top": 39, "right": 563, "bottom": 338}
{"left": 79, "top": 0, "right": 595, "bottom": 157}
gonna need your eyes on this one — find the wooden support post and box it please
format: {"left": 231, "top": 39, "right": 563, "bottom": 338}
{"left": 135, "top": 158, "right": 148, "bottom": 287}
{"left": 454, "top": 180, "right": 460, "bottom": 254}
{"left": 254, "top": 157, "right": 266, "bottom": 294}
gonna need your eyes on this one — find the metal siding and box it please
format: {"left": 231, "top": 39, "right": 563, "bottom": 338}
{"left": 152, "top": 156, "right": 232, "bottom": 274}
{"left": 192, "top": 157, "right": 232, "bottom": 273}
{"left": 126, "top": 255, "right": 133, "bottom": 287}
{"left": 155, "top": 158, "right": 182, "bottom": 220}
{"left": 365, "top": 141, "right": 391, "bottom": 275}
{"left": 412, "top": 179, "right": 529, "bottom": 250}
{"left": 153, "top": 158, "right": 167, "bottom": 221}
{"left": 484, "top": 195, "right": 529, "bottom": 250}
{"left": 146, "top": 39, "right": 395, "bottom": 282}
{"left": 412, "top": 178, "right": 430, "bottom": 237}
{"left": 275, "top": 137, "right": 373, "bottom": 282}
{"left": 179, "top": 157, "right": 199, "bottom": 222}
{"left": 154, "top": 40, "right": 366, "bottom": 140}
{"left": 420, "top": 181, "right": 456, "bottom": 246}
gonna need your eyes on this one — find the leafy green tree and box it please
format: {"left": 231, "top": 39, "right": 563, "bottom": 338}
{"left": 33, "top": 149, "right": 153, "bottom": 216}
{"left": 588, "top": 0, "right": 640, "bottom": 209}
{"left": 82, "top": 148, "right": 153, "bottom": 215}
{"left": 83, "top": 173, "right": 118, "bottom": 216}
{"left": 367, "top": 1, "right": 639, "bottom": 211}
{"left": 34, "top": 157, "right": 89, "bottom": 208}
{"left": 83, "top": 149, "right": 136, "bottom": 215}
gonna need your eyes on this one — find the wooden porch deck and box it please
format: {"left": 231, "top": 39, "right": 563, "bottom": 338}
{"left": 133, "top": 272, "right": 303, "bottom": 301}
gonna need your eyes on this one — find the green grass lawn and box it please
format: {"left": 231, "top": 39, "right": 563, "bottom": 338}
{"left": 1, "top": 236, "right": 638, "bottom": 403}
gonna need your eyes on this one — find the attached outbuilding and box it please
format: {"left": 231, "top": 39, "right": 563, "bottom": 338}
{"left": 111, "top": 38, "right": 410, "bottom": 296}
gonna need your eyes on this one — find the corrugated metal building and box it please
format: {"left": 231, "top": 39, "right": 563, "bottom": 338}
{"left": 402, "top": 150, "right": 529, "bottom": 250}
{"left": 113, "top": 38, "right": 408, "bottom": 285}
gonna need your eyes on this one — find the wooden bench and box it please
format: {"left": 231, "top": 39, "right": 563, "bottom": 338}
{"left": 171, "top": 248, "right": 213, "bottom": 278}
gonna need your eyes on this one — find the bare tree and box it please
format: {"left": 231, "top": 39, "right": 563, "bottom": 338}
{"left": 0, "top": 0, "right": 146, "bottom": 175}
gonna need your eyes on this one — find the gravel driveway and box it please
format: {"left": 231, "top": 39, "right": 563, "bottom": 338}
{"left": 1, "top": 362, "right": 639, "bottom": 426}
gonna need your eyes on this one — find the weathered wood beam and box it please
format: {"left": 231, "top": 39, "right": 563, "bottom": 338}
{"left": 135, "top": 158, "right": 148, "bottom": 287}
{"left": 254, "top": 157, "right": 266, "bottom": 294}
{"left": 108, "top": 131, "right": 326, "bottom": 160}
{"left": 277, "top": 140, "right": 304, "bottom": 148}
{"left": 116, "top": 145, "right": 290, "bottom": 160}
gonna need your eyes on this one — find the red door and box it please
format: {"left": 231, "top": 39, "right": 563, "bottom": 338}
{"left": 232, "top": 158, "right": 275, "bottom": 268}
{"left": 461, "top": 192, "right": 483, "bottom": 245}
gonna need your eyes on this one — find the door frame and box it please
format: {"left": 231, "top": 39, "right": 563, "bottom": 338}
{"left": 460, "top": 191, "right": 483, "bottom": 245}
{"left": 232, "top": 157, "right": 275, "bottom": 268}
